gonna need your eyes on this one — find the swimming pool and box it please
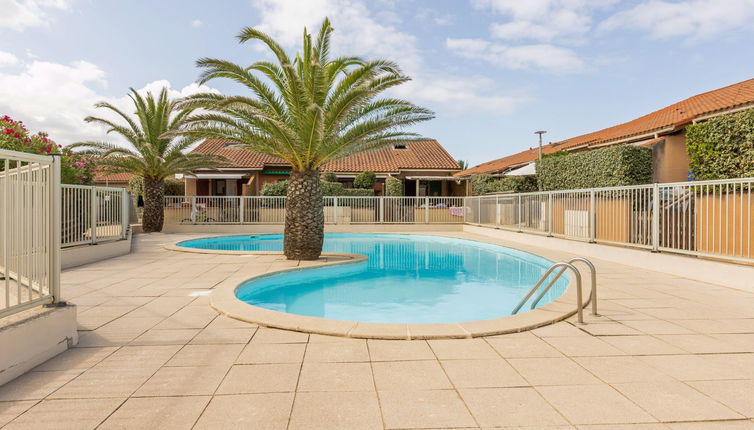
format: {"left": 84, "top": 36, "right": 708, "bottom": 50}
{"left": 177, "top": 233, "right": 568, "bottom": 323}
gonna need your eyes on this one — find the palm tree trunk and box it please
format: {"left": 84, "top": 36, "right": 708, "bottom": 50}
{"left": 142, "top": 177, "right": 165, "bottom": 233}
{"left": 284, "top": 169, "right": 324, "bottom": 260}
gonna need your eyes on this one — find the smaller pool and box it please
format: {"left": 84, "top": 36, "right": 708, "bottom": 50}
{"left": 177, "top": 233, "right": 568, "bottom": 323}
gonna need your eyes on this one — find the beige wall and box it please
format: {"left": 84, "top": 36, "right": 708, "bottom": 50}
{"left": 185, "top": 177, "right": 197, "bottom": 196}
{"left": 652, "top": 131, "right": 690, "bottom": 183}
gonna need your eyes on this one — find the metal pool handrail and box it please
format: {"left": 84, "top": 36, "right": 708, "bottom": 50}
{"left": 511, "top": 257, "right": 597, "bottom": 324}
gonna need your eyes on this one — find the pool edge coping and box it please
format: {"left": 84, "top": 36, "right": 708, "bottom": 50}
{"left": 165, "top": 237, "right": 590, "bottom": 340}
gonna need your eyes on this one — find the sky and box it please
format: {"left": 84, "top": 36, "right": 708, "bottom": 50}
{"left": 1, "top": 0, "right": 754, "bottom": 167}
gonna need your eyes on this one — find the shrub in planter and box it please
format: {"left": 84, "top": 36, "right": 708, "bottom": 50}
{"left": 536, "top": 145, "right": 652, "bottom": 191}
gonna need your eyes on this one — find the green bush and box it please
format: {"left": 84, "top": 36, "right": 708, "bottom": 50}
{"left": 686, "top": 108, "right": 754, "bottom": 180}
{"left": 322, "top": 171, "right": 337, "bottom": 182}
{"left": 353, "top": 171, "right": 376, "bottom": 189}
{"left": 263, "top": 180, "right": 374, "bottom": 197}
{"left": 129, "top": 176, "right": 184, "bottom": 195}
{"left": 164, "top": 178, "right": 185, "bottom": 195}
{"left": 536, "top": 145, "right": 652, "bottom": 191}
{"left": 470, "top": 174, "right": 538, "bottom": 195}
{"left": 128, "top": 175, "right": 144, "bottom": 197}
{"left": 261, "top": 180, "right": 288, "bottom": 196}
{"left": 1, "top": 114, "right": 93, "bottom": 184}
{"left": 385, "top": 176, "right": 404, "bottom": 196}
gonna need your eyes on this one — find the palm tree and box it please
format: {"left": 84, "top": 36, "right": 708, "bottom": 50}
{"left": 72, "top": 88, "right": 226, "bottom": 233}
{"left": 174, "top": 18, "right": 433, "bottom": 260}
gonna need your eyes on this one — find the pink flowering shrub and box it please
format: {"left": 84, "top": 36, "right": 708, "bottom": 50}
{"left": 0, "top": 115, "right": 93, "bottom": 185}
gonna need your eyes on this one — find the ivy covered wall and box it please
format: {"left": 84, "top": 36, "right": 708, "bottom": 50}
{"left": 686, "top": 108, "right": 754, "bottom": 180}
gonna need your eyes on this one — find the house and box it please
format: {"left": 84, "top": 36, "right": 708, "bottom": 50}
{"left": 93, "top": 172, "right": 133, "bottom": 188}
{"left": 457, "top": 78, "right": 754, "bottom": 183}
{"left": 184, "top": 139, "right": 463, "bottom": 196}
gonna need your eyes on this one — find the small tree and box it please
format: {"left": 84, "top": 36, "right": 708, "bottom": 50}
{"left": 72, "top": 88, "right": 226, "bottom": 232}
{"left": 175, "top": 19, "right": 432, "bottom": 259}
{"left": 385, "top": 176, "right": 404, "bottom": 196}
{"left": 353, "top": 171, "right": 376, "bottom": 189}
{"left": 322, "top": 172, "right": 337, "bottom": 182}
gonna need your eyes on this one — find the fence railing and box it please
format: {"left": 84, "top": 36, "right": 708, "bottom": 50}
{"left": 163, "top": 196, "right": 467, "bottom": 225}
{"left": 61, "top": 185, "right": 130, "bottom": 247}
{"left": 0, "top": 149, "right": 60, "bottom": 318}
{"left": 465, "top": 178, "right": 754, "bottom": 264}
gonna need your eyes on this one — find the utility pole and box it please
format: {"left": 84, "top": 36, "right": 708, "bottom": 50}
{"left": 535, "top": 130, "right": 547, "bottom": 161}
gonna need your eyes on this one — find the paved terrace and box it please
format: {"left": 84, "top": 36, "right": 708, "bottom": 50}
{"left": 2, "top": 232, "right": 754, "bottom": 429}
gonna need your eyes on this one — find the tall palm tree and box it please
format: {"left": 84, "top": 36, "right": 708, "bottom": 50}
{"left": 72, "top": 88, "right": 226, "bottom": 233}
{"left": 174, "top": 18, "right": 434, "bottom": 260}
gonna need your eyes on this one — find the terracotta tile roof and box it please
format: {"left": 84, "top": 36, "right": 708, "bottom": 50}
{"left": 191, "top": 139, "right": 460, "bottom": 172}
{"left": 457, "top": 78, "right": 754, "bottom": 176}
{"left": 94, "top": 172, "right": 133, "bottom": 183}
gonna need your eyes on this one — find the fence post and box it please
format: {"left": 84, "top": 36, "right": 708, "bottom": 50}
{"left": 239, "top": 196, "right": 245, "bottom": 224}
{"left": 191, "top": 196, "right": 197, "bottom": 224}
{"left": 90, "top": 186, "right": 97, "bottom": 245}
{"left": 548, "top": 193, "right": 553, "bottom": 236}
{"left": 477, "top": 197, "right": 481, "bottom": 225}
{"left": 495, "top": 195, "right": 501, "bottom": 227}
{"left": 424, "top": 196, "right": 429, "bottom": 224}
{"left": 120, "top": 189, "right": 129, "bottom": 239}
{"left": 49, "top": 155, "right": 62, "bottom": 303}
{"left": 652, "top": 183, "right": 660, "bottom": 252}
{"left": 333, "top": 197, "right": 338, "bottom": 224}
{"left": 379, "top": 196, "right": 384, "bottom": 223}
{"left": 589, "top": 190, "right": 596, "bottom": 243}
{"left": 517, "top": 194, "right": 522, "bottom": 232}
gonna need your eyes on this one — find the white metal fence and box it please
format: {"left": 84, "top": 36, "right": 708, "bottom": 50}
{"left": 0, "top": 149, "right": 60, "bottom": 318}
{"left": 61, "top": 185, "right": 130, "bottom": 247}
{"left": 163, "top": 196, "right": 467, "bottom": 225}
{"left": 465, "top": 178, "right": 754, "bottom": 264}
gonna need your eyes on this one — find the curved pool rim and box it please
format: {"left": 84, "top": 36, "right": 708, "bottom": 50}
{"left": 166, "top": 234, "right": 589, "bottom": 339}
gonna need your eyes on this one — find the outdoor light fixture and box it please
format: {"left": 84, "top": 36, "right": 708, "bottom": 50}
{"left": 535, "top": 130, "right": 547, "bottom": 160}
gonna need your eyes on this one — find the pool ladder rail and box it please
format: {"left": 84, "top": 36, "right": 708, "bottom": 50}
{"left": 511, "top": 257, "right": 598, "bottom": 324}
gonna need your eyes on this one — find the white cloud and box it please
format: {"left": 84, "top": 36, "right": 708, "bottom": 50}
{"left": 249, "top": 0, "right": 520, "bottom": 114}
{"left": 0, "top": 0, "right": 70, "bottom": 32}
{"left": 0, "top": 51, "right": 19, "bottom": 67}
{"left": 599, "top": 0, "right": 754, "bottom": 40}
{"left": 472, "top": 0, "right": 616, "bottom": 42}
{"left": 446, "top": 38, "right": 585, "bottom": 73}
{"left": 191, "top": 19, "right": 203, "bottom": 28}
{"left": 0, "top": 58, "right": 218, "bottom": 146}
{"left": 395, "top": 75, "right": 527, "bottom": 114}
{"left": 251, "top": 0, "right": 421, "bottom": 72}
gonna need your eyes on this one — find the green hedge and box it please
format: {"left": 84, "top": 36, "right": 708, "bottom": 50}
{"left": 686, "top": 108, "right": 754, "bottom": 180}
{"left": 536, "top": 145, "right": 653, "bottom": 191}
{"left": 385, "top": 176, "right": 404, "bottom": 196}
{"left": 262, "top": 180, "right": 374, "bottom": 197}
{"left": 470, "top": 174, "right": 538, "bottom": 195}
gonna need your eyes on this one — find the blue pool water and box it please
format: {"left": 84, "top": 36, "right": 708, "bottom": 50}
{"left": 177, "top": 234, "right": 568, "bottom": 323}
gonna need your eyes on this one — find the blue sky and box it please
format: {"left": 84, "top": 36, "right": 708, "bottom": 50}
{"left": 1, "top": 0, "right": 753, "bottom": 166}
